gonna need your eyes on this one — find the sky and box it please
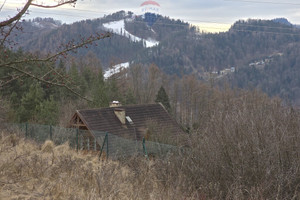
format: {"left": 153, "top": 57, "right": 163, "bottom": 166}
{"left": 1, "top": 0, "right": 300, "bottom": 32}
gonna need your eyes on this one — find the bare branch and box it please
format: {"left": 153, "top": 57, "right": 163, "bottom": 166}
{"left": 44, "top": 64, "right": 73, "bottom": 87}
{"left": 0, "top": 0, "right": 33, "bottom": 28}
{"left": 40, "top": 68, "right": 55, "bottom": 79}
{"left": 31, "top": 0, "right": 77, "bottom": 8}
{"left": 0, "top": 74, "right": 25, "bottom": 88}
{"left": 0, "top": 19, "right": 20, "bottom": 46}
{"left": 0, "top": 0, "right": 77, "bottom": 27}
{"left": 0, "top": 0, "right": 7, "bottom": 12}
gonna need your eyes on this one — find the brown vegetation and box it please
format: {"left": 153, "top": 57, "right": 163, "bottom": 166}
{"left": 1, "top": 89, "right": 300, "bottom": 199}
{"left": 0, "top": 133, "right": 171, "bottom": 199}
{"left": 165, "top": 90, "right": 300, "bottom": 199}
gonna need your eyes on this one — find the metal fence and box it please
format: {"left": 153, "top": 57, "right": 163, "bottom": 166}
{"left": 3, "top": 123, "right": 178, "bottom": 160}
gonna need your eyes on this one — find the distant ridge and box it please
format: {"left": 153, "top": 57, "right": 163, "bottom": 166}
{"left": 272, "top": 18, "right": 292, "bottom": 26}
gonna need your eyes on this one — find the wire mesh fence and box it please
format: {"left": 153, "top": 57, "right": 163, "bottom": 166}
{"left": 2, "top": 123, "right": 179, "bottom": 160}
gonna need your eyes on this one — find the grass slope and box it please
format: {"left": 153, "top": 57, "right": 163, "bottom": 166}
{"left": 0, "top": 134, "right": 172, "bottom": 200}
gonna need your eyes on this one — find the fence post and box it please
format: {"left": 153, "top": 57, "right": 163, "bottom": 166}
{"left": 49, "top": 125, "right": 53, "bottom": 141}
{"left": 106, "top": 133, "right": 108, "bottom": 160}
{"left": 87, "top": 138, "right": 90, "bottom": 151}
{"left": 80, "top": 135, "right": 83, "bottom": 150}
{"left": 76, "top": 129, "right": 79, "bottom": 152}
{"left": 143, "top": 137, "right": 149, "bottom": 160}
{"left": 94, "top": 137, "right": 97, "bottom": 151}
{"left": 25, "top": 122, "right": 28, "bottom": 138}
{"left": 99, "top": 133, "right": 108, "bottom": 161}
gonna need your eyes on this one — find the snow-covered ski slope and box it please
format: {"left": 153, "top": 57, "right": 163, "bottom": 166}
{"left": 102, "top": 19, "right": 159, "bottom": 48}
{"left": 103, "top": 62, "right": 130, "bottom": 79}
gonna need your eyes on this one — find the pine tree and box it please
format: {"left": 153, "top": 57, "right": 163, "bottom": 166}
{"left": 155, "top": 86, "right": 171, "bottom": 112}
{"left": 91, "top": 71, "right": 109, "bottom": 108}
{"left": 17, "top": 83, "right": 45, "bottom": 122}
{"left": 68, "top": 62, "right": 87, "bottom": 98}
{"left": 106, "top": 78, "right": 122, "bottom": 103}
{"left": 37, "top": 96, "right": 59, "bottom": 125}
{"left": 14, "top": 83, "right": 59, "bottom": 124}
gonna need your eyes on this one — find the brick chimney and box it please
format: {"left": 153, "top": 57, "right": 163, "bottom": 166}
{"left": 114, "top": 108, "right": 126, "bottom": 125}
{"left": 110, "top": 100, "right": 122, "bottom": 107}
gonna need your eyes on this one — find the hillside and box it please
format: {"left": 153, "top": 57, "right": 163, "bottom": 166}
{"left": 6, "top": 12, "right": 300, "bottom": 104}
{"left": 8, "top": 12, "right": 300, "bottom": 72}
{"left": 216, "top": 19, "right": 300, "bottom": 105}
{"left": 1, "top": 88, "right": 300, "bottom": 199}
{"left": 224, "top": 43, "right": 300, "bottom": 105}
{"left": 8, "top": 12, "right": 145, "bottom": 67}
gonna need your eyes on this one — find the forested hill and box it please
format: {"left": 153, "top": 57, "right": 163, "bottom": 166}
{"left": 7, "top": 11, "right": 300, "bottom": 104}
{"left": 215, "top": 19, "right": 300, "bottom": 105}
{"left": 141, "top": 18, "right": 300, "bottom": 75}
{"left": 8, "top": 11, "right": 192, "bottom": 68}
{"left": 224, "top": 42, "right": 300, "bottom": 105}
{"left": 10, "top": 11, "right": 300, "bottom": 73}
{"left": 8, "top": 12, "right": 146, "bottom": 68}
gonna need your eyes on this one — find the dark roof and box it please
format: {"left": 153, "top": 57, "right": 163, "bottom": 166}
{"left": 76, "top": 104, "right": 184, "bottom": 140}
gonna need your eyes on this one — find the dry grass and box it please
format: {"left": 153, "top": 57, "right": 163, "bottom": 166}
{"left": 0, "top": 133, "right": 181, "bottom": 200}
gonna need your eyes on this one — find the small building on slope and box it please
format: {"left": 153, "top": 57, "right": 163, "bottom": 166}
{"left": 68, "top": 103, "right": 185, "bottom": 156}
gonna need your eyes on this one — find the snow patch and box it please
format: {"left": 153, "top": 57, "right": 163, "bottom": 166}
{"left": 32, "top": 22, "right": 44, "bottom": 28}
{"left": 103, "top": 62, "right": 130, "bottom": 79}
{"left": 102, "top": 19, "right": 159, "bottom": 48}
{"left": 32, "top": 22, "right": 59, "bottom": 29}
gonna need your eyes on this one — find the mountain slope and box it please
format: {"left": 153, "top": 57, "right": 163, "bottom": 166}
{"left": 146, "top": 18, "right": 300, "bottom": 75}
{"left": 224, "top": 43, "right": 300, "bottom": 105}
{"left": 102, "top": 18, "right": 159, "bottom": 48}
{"left": 9, "top": 13, "right": 300, "bottom": 73}
{"left": 9, "top": 11, "right": 147, "bottom": 68}
{"left": 7, "top": 11, "right": 300, "bottom": 104}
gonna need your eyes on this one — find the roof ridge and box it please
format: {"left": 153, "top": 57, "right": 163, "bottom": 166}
{"left": 77, "top": 103, "right": 162, "bottom": 112}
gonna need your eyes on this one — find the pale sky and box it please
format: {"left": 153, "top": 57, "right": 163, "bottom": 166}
{"left": 1, "top": 0, "right": 300, "bottom": 32}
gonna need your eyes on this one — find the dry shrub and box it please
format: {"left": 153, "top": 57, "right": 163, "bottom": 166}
{"left": 164, "top": 89, "right": 300, "bottom": 199}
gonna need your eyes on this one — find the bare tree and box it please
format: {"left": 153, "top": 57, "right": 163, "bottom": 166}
{"left": 0, "top": 0, "right": 112, "bottom": 101}
{"left": 0, "top": 0, "right": 76, "bottom": 28}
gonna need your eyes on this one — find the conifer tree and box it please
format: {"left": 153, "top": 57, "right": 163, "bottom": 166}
{"left": 17, "top": 83, "right": 45, "bottom": 122}
{"left": 37, "top": 96, "right": 59, "bottom": 125}
{"left": 91, "top": 71, "right": 109, "bottom": 108}
{"left": 14, "top": 83, "right": 59, "bottom": 124}
{"left": 155, "top": 86, "right": 171, "bottom": 112}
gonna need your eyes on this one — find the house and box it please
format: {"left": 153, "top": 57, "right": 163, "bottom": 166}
{"left": 68, "top": 102, "right": 185, "bottom": 151}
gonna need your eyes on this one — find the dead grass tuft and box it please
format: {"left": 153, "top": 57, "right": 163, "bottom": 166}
{"left": 41, "top": 140, "right": 54, "bottom": 153}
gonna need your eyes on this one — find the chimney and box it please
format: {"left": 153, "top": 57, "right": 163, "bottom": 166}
{"left": 110, "top": 100, "right": 122, "bottom": 107}
{"left": 114, "top": 108, "right": 126, "bottom": 125}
